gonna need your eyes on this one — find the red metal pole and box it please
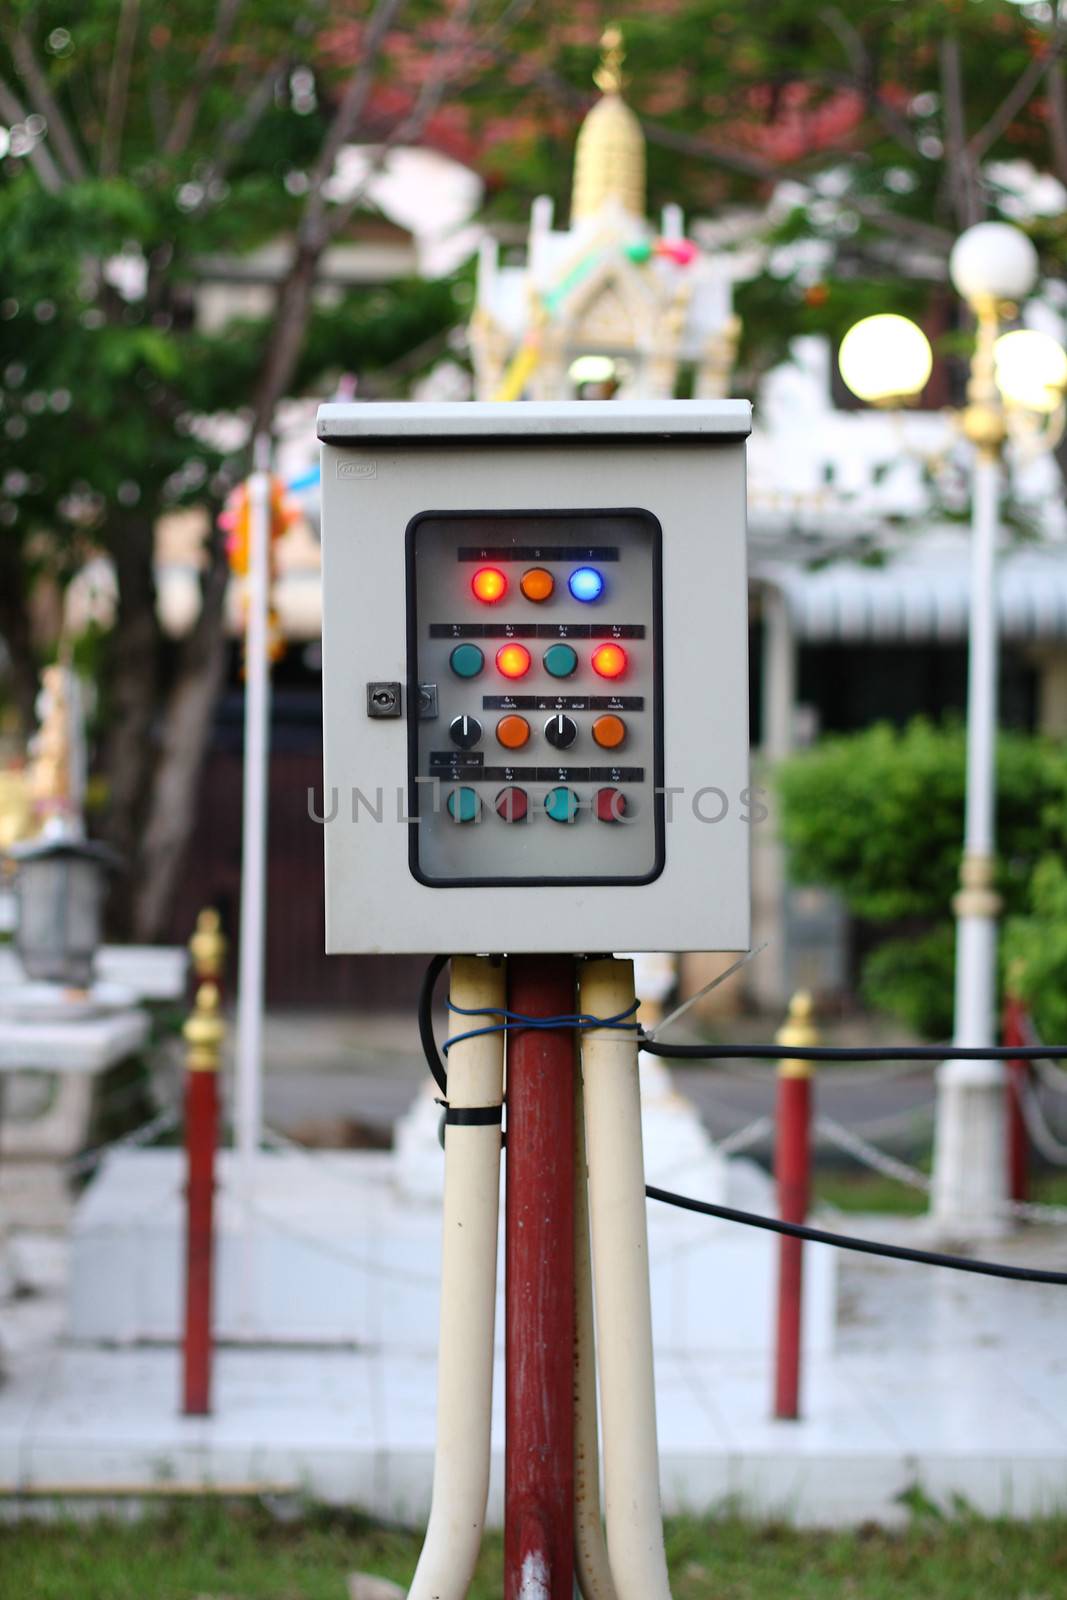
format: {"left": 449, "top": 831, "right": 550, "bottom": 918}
{"left": 505, "top": 954, "right": 576, "bottom": 1600}
{"left": 182, "top": 1054, "right": 219, "bottom": 1415}
{"left": 773, "top": 1064, "right": 812, "bottom": 1421}
{"left": 1003, "top": 990, "right": 1030, "bottom": 1205}
{"left": 182, "top": 910, "right": 226, "bottom": 1417}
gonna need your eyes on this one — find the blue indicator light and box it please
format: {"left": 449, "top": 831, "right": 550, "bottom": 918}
{"left": 568, "top": 566, "right": 604, "bottom": 603}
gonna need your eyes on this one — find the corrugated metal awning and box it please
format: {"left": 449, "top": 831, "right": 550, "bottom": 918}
{"left": 760, "top": 540, "right": 1067, "bottom": 643}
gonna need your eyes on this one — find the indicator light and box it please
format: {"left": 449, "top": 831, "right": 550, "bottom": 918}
{"left": 496, "top": 642, "right": 532, "bottom": 679}
{"left": 446, "top": 786, "right": 481, "bottom": 824}
{"left": 595, "top": 787, "right": 629, "bottom": 823}
{"left": 521, "top": 567, "right": 554, "bottom": 603}
{"left": 495, "top": 786, "right": 528, "bottom": 823}
{"left": 496, "top": 714, "right": 531, "bottom": 749}
{"left": 591, "top": 642, "right": 627, "bottom": 679}
{"left": 449, "top": 643, "right": 485, "bottom": 679}
{"left": 592, "top": 713, "right": 626, "bottom": 749}
{"left": 543, "top": 643, "right": 578, "bottom": 678}
{"left": 471, "top": 566, "right": 508, "bottom": 604}
{"left": 545, "top": 786, "right": 580, "bottom": 824}
{"left": 568, "top": 566, "right": 604, "bottom": 603}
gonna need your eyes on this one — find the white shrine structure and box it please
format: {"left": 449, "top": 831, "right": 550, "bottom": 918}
{"left": 469, "top": 28, "right": 738, "bottom": 406}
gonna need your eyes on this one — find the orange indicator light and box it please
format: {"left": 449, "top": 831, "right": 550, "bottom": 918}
{"left": 592, "top": 713, "right": 626, "bottom": 748}
{"left": 472, "top": 566, "right": 508, "bottom": 604}
{"left": 591, "top": 642, "right": 627, "bottom": 680}
{"left": 520, "top": 567, "right": 555, "bottom": 602}
{"left": 496, "top": 714, "right": 531, "bottom": 749}
{"left": 496, "top": 642, "right": 532, "bottom": 679}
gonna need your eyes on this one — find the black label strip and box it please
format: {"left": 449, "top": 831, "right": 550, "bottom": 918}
{"left": 430, "top": 622, "right": 645, "bottom": 640}
{"left": 457, "top": 546, "right": 619, "bottom": 562}
{"left": 427, "top": 760, "right": 644, "bottom": 783}
{"left": 481, "top": 695, "right": 644, "bottom": 711}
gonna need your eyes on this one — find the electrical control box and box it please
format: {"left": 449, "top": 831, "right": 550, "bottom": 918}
{"left": 318, "top": 400, "right": 752, "bottom": 955}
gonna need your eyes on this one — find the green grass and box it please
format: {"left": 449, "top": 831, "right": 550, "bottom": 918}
{"left": 813, "top": 1168, "right": 928, "bottom": 1215}
{"left": 813, "top": 1164, "right": 1067, "bottom": 1217}
{"left": 4, "top": 1501, "right": 1067, "bottom": 1599}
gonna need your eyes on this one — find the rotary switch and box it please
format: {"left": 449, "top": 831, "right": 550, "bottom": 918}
{"left": 449, "top": 714, "right": 482, "bottom": 749}
{"left": 544, "top": 713, "right": 578, "bottom": 750}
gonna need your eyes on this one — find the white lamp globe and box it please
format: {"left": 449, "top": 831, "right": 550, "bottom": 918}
{"left": 568, "top": 354, "right": 616, "bottom": 384}
{"left": 949, "top": 222, "right": 1038, "bottom": 305}
{"left": 993, "top": 328, "right": 1067, "bottom": 414}
{"left": 838, "top": 314, "right": 933, "bottom": 403}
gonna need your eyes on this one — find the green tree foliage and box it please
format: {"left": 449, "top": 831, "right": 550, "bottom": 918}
{"left": 0, "top": 0, "right": 503, "bottom": 936}
{"left": 777, "top": 721, "right": 1067, "bottom": 1036}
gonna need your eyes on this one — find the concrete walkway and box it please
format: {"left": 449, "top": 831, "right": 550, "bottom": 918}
{"left": 2, "top": 1211, "right": 1066, "bottom": 1525}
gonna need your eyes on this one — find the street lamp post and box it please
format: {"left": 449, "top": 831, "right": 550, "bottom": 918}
{"left": 933, "top": 224, "right": 1037, "bottom": 1236}
{"left": 838, "top": 222, "right": 1066, "bottom": 1236}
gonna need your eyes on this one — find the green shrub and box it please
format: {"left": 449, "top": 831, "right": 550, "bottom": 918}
{"left": 1004, "top": 855, "right": 1067, "bottom": 1045}
{"left": 860, "top": 925, "right": 956, "bottom": 1040}
{"left": 777, "top": 720, "right": 1067, "bottom": 1036}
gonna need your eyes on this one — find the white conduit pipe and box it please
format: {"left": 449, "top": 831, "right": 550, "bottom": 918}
{"left": 407, "top": 956, "right": 506, "bottom": 1600}
{"left": 574, "top": 1055, "right": 619, "bottom": 1600}
{"left": 579, "top": 957, "right": 673, "bottom": 1600}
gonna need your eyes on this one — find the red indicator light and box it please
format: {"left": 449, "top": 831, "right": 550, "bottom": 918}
{"left": 472, "top": 567, "right": 508, "bottom": 604}
{"left": 591, "top": 642, "right": 627, "bottom": 680}
{"left": 496, "top": 642, "right": 532, "bottom": 679}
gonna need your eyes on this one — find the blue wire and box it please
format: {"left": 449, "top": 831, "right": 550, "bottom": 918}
{"left": 442, "top": 1000, "right": 641, "bottom": 1055}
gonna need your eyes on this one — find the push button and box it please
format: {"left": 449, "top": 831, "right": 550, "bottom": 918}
{"left": 495, "top": 786, "right": 528, "bottom": 823}
{"left": 447, "top": 786, "right": 481, "bottom": 824}
{"left": 543, "top": 643, "right": 578, "bottom": 679}
{"left": 592, "top": 713, "right": 626, "bottom": 749}
{"left": 544, "top": 713, "right": 577, "bottom": 749}
{"left": 496, "top": 714, "right": 531, "bottom": 750}
{"left": 450, "top": 643, "right": 484, "bottom": 679}
{"left": 595, "top": 787, "right": 628, "bottom": 823}
{"left": 545, "top": 786, "right": 579, "bottom": 824}
{"left": 449, "top": 715, "right": 482, "bottom": 749}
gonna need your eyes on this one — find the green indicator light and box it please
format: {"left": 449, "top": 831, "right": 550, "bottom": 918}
{"left": 447, "top": 786, "right": 481, "bottom": 824}
{"left": 449, "top": 643, "right": 485, "bottom": 679}
{"left": 544, "top": 786, "right": 580, "bottom": 825}
{"left": 543, "top": 643, "right": 578, "bottom": 679}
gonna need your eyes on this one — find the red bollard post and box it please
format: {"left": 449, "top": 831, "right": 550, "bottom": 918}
{"left": 773, "top": 991, "right": 816, "bottom": 1422}
{"left": 182, "top": 910, "right": 226, "bottom": 1417}
{"left": 505, "top": 954, "right": 576, "bottom": 1600}
{"left": 1003, "top": 972, "right": 1030, "bottom": 1206}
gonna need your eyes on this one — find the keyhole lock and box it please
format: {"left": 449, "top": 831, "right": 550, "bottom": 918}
{"left": 366, "top": 681, "right": 402, "bottom": 718}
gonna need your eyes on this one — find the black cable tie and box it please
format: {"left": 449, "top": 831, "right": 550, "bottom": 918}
{"left": 444, "top": 1105, "right": 504, "bottom": 1126}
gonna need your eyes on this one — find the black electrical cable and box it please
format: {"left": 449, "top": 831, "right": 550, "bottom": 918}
{"left": 417, "top": 957, "right": 1067, "bottom": 1286}
{"left": 645, "top": 1186, "right": 1067, "bottom": 1286}
{"left": 418, "top": 953, "right": 450, "bottom": 1096}
{"left": 641, "top": 1041, "right": 1067, "bottom": 1062}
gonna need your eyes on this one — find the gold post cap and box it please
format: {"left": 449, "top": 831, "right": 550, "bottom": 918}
{"left": 189, "top": 908, "right": 227, "bottom": 980}
{"left": 183, "top": 980, "right": 225, "bottom": 1071}
{"left": 775, "top": 989, "right": 818, "bottom": 1077}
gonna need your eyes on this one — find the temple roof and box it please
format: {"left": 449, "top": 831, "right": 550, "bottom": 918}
{"left": 571, "top": 27, "right": 646, "bottom": 224}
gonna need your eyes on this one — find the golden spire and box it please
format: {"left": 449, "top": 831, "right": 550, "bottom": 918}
{"left": 571, "top": 25, "right": 646, "bottom": 225}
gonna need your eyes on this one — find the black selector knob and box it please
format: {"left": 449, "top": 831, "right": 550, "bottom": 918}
{"left": 449, "top": 714, "right": 482, "bottom": 749}
{"left": 544, "top": 713, "right": 578, "bottom": 750}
